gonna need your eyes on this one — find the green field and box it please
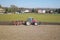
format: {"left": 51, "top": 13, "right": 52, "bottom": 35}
{"left": 0, "top": 13, "right": 60, "bottom": 23}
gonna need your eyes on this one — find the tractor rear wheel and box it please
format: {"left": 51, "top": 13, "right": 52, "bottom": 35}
{"left": 34, "top": 22, "right": 38, "bottom": 26}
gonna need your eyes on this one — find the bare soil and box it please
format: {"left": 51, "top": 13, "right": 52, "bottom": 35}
{"left": 0, "top": 25, "right": 60, "bottom": 40}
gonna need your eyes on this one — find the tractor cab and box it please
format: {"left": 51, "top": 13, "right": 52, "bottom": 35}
{"left": 27, "top": 17, "right": 33, "bottom": 23}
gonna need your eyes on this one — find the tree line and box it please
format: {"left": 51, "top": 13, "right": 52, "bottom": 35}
{"left": 0, "top": 5, "right": 60, "bottom": 13}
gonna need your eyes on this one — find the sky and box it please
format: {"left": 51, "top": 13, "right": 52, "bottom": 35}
{"left": 0, "top": 0, "right": 60, "bottom": 8}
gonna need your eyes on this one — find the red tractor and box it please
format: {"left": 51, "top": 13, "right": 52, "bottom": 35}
{"left": 25, "top": 17, "right": 40, "bottom": 25}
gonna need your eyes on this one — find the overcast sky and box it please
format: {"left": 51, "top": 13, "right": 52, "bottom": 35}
{"left": 0, "top": 0, "right": 60, "bottom": 8}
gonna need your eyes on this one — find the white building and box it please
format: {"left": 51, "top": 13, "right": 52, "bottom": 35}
{"left": 38, "top": 10, "right": 46, "bottom": 13}
{"left": 50, "top": 10, "right": 53, "bottom": 13}
{"left": 21, "top": 10, "right": 30, "bottom": 13}
{"left": 0, "top": 8, "right": 5, "bottom": 13}
{"left": 24, "top": 10, "right": 30, "bottom": 13}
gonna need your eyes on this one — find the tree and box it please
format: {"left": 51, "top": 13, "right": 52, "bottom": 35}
{"left": 54, "top": 9, "right": 60, "bottom": 13}
{"left": 5, "top": 7, "right": 13, "bottom": 13}
{"left": 10, "top": 5, "right": 18, "bottom": 13}
{"left": 57, "top": 9, "right": 60, "bottom": 13}
{"left": 0, "top": 5, "right": 2, "bottom": 8}
{"left": 0, "top": 5, "right": 1, "bottom": 7}
{"left": 32, "top": 8, "right": 35, "bottom": 12}
{"left": 5, "top": 8, "right": 8, "bottom": 13}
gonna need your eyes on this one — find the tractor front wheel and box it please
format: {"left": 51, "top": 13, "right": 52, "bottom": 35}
{"left": 26, "top": 22, "right": 31, "bottom": 25}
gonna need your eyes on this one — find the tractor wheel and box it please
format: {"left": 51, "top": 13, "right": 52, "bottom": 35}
{"left": 34, "top": 22, "right": 38, "bottom": 26}
{"left": 26, "top": 22, "right": 31, "bottom": 25}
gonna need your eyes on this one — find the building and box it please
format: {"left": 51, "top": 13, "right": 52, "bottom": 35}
{"left": 0, "top": 8, "right": 5, "bottom": 14}
{"left": 22, "top": 9, "right": 30, "bottom": 13}
{"left": 38, "top": 10, "right": 46, "bottom": 13}
{"left": 19, "top": 8, "right": 32, "bottom": 13}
